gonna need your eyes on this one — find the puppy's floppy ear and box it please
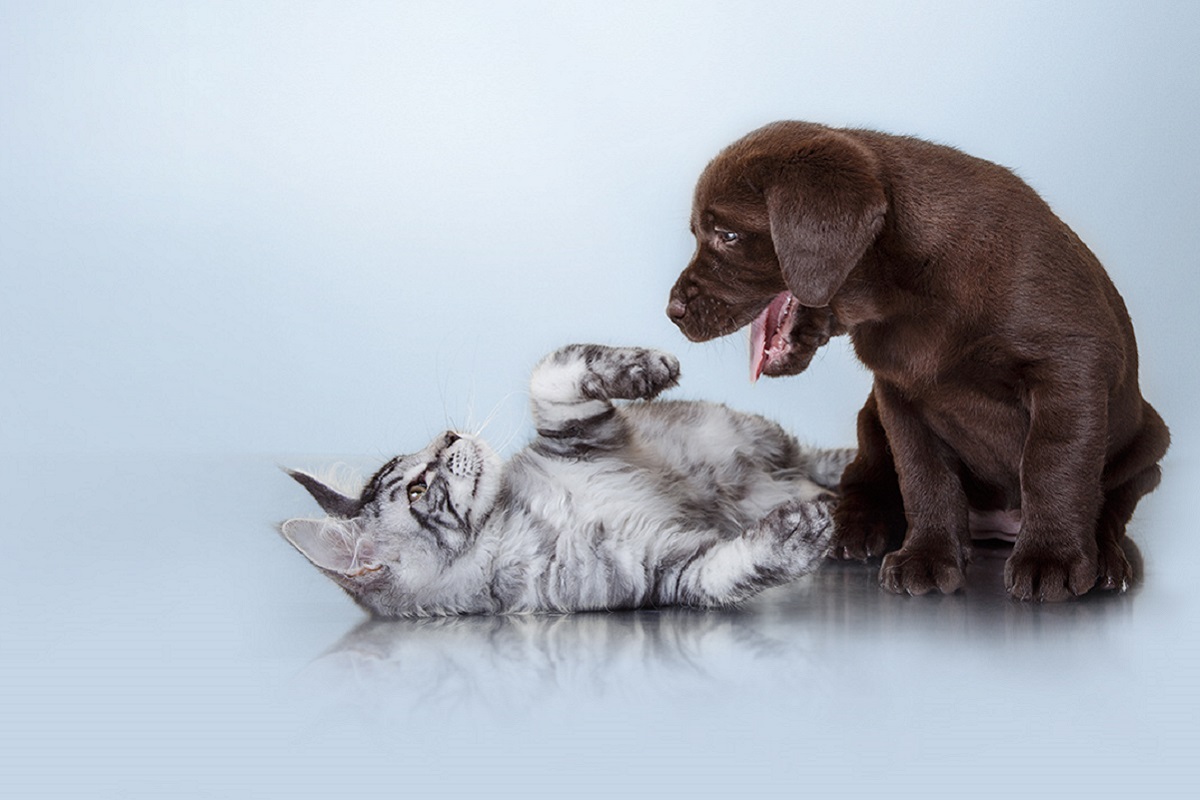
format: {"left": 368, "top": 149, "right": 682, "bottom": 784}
{"left": 764, "top": 136, "right": 887, "bottom": 307}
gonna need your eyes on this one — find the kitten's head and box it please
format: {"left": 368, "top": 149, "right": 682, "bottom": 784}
{"left": 280, "top": 432, "right": 502, "bottom": 613}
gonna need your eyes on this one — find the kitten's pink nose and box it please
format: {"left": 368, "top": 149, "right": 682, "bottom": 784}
{"left": 666, "top": 298, "right": 687, "bottom": 320}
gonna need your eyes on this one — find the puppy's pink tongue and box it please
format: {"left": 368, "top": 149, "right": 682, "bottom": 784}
{"left": 750, "top": 291, "right": 792, "bottom": 382}
{"left": 750, "top": 315, "right": 768, "bottom": 383}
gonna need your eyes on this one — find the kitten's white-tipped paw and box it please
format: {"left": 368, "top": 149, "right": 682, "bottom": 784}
{"left": 754, "top": 499, "right": 836, "bottom": 571}
{"left": 580, "top": 346, "right": 681, "bottom": 401}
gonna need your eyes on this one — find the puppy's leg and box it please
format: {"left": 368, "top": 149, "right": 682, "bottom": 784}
{"left": 873, "top": 383, "right": 971, "bottom": 595}
{"left": 1093, "top": 467, "right": 1156, "bottom": 590}
{"left": 1094, "top": 405, "right": 1170, "bottom": 590}
{"left": 1005, "top": 366, "right": 1109, "bottom": 601}
{"left": 831, "top": 389, "right": 907, "bottom": 560}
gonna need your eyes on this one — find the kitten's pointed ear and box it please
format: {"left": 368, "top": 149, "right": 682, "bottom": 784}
{"left": 280, "top": 518, "right": 380, "bottom": 576}
{"left": 764, "top": 135, "right": 887, "bottom": 307}
{"left": 287, "top": 469, "right": 363, "bottom": 518}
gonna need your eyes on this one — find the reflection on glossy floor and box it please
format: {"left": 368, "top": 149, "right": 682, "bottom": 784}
{"left": 298, "top": 541, "right": 1142, "bottom": 713}
{"left": 1, "top": 456, "right": 1196, "bottom": 798}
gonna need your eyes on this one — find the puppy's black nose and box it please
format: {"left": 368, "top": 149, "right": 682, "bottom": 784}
{"left": 666, "top": 298, "right": 687, "bottom": 320}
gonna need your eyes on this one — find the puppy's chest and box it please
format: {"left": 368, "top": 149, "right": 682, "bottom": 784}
{"left": 851, "top": 318, "right": 956, "bottom": 389}
{"left": 852, "top": 319, "right": 1024, "bottom": 395}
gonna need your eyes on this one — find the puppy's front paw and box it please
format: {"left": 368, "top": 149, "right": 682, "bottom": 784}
{"left": 581, "top": 346, "right": 680, "bottom": 401}
{"left": 879, "top": 544, "right": 967, "bottom": 595}
{"left": 1005, "top": 542, "right": 1097, "bottom": 601}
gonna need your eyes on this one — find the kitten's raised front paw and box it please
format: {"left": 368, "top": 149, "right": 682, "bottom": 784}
{"left": 580, "top": 346, "right": 680, "bottom": 401}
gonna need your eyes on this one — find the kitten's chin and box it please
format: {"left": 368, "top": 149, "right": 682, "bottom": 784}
{"left": 445, "top": 434, "right": 503, "bottom": 530}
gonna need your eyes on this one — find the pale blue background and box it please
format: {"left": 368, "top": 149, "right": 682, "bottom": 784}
{"left": 2, "top": 2, "right": 1198, "bottom": 798}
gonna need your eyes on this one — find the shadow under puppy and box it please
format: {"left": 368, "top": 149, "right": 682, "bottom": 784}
{"left": 667, "top": 121, "right": 1169, "bottom": 601}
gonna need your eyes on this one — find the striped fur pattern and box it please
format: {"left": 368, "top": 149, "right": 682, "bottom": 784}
{"left": 281, "top": 345, "right": 852, "bottom": 617}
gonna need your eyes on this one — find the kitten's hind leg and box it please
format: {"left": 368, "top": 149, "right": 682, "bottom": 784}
{"left": 529, "top": 345, "right": 679, "bottom": 456}
{"left": 673, "top": 500, "right": 835, "bottom": 607}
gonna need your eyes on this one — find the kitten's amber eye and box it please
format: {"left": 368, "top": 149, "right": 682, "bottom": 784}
{"left": 407, "top": 483, "right": 427, "bottom": 502}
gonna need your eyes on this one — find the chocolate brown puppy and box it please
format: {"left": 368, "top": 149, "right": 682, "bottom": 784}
{"left": 667, "top": 121, "right": 1169, "bottom": 601}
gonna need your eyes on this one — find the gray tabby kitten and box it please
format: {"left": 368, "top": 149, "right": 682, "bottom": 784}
{"left": 281, "top": 345, "right": 852, "bottom": 617}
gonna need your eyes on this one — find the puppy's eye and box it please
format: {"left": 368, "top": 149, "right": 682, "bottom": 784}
{"left": 407, "top": 482, "right": 427, "bottom": 502}
{"left": 715, "top": 229, "right": 740, "bottom": 244}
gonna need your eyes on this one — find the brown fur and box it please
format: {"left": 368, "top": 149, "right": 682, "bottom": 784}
{"left": 667, "top": 121, "right": 1169, "bottom": 601}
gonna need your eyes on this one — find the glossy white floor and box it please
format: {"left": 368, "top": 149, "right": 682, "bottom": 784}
{"left": 3, "top": 451, "right": 1196, "bottom": 798}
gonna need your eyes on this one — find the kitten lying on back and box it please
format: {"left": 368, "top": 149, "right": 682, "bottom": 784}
{"left": 281, "top": 345, "right": 852, "bottom": 616}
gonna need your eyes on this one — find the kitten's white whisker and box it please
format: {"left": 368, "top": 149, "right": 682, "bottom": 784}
{"left": 489, "top": 425, "right": 517, "bottom": 456}
{"left": 461, "top": 390, "right": 475, "bottom": 437}
{"left": 472, "top": 391, "right": 522, "bottom": 439}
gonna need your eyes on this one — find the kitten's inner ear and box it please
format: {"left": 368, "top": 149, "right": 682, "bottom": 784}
{"left": 281, "top": 518, "right": 378, "bottom": 576}
{"left": 287, "top": 470, "right": 363, "bottom": 518}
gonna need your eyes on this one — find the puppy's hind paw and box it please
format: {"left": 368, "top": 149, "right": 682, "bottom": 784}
{"left": 829, "top": 494, "right": 904, "bottom": 561}
{"left": 1095, "top": 538, "right": 1136, "bottom": 592}
{"left": 828, "top": 518, "right": 893, "bottom": 561}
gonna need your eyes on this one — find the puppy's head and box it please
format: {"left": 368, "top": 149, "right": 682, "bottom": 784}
{"left": 667, "top": 122, "right": 887, "bottom": 378}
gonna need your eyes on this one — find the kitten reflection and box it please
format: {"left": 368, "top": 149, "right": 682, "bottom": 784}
{"left": 297, "top": 604, "right": 816, "bottom": 715}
